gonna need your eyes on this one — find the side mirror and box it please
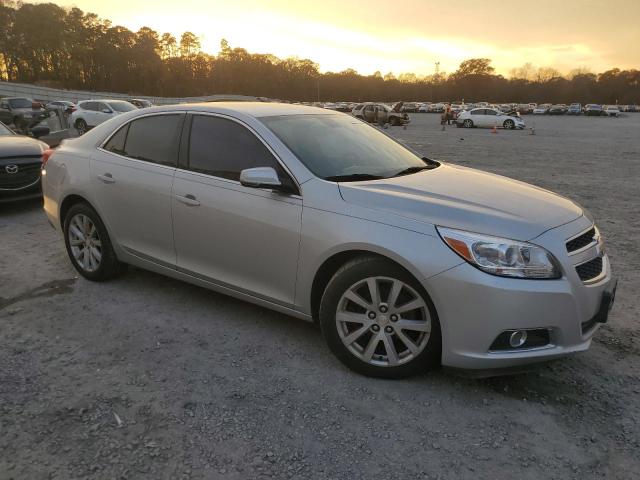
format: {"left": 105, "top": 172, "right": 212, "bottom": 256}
{"left": 31, "top": 125, "right": 50, "bottom": 138}
{"left": 239, "top": 167, "right": 283, "bottom": 190}
{"left": 102, "top": 109, "right": 112, "bottom": 114}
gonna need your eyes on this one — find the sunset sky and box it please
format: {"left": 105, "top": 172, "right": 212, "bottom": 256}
{"left": 43, "top": 0, "right": 639, "bottom": 76}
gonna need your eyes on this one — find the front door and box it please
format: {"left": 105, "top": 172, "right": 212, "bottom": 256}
{"left": 172, "top": 114, "right": 302, "bottom": 306}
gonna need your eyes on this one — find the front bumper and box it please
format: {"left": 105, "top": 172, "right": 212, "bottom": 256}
{"left": 424, "top": 218, "right": 614, "bottom": 371}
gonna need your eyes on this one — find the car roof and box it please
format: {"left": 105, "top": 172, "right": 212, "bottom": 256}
{"left": 138, "top": 102, "right": 335, "bottom": 118}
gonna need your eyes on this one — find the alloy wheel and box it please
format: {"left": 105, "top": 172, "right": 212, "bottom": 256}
{"left": 335, "top": 276, "right": 431, "bottom": 367}
{"left": 68, "top": 213, "right": 102, "bottom": 272}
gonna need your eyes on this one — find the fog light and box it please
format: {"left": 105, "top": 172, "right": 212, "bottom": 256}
{"left": 509, "top": 330, "right": 528, "bottom": 348}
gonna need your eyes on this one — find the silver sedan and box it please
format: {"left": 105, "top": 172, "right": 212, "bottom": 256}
{"left": 42, "top": 103, "right": 616, "bottom": 378}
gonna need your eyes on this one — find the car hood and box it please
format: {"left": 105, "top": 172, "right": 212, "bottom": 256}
{"left": 338, "top": 163, "right": 583, "bottom": 240}
{"left": 0, "top": 135, "right": 47, "bottom": 157}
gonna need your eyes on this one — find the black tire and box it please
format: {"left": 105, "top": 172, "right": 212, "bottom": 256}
{"left": 503, "top": 119, "right": 515, "bottom": 130}
{"left": 463, "top": 119, "right": 473, "bottom": 128}
{"left": 319, "top": 256, "right": 441, "bottom": 379}
{"left": 390, "top": 116, "right": 400, "bottom": 126}
{"left": 63, "top": 202, "right": 123, "bottom": 281}
{"left": 75, "top": 119, "right": 88, "bottom": 135}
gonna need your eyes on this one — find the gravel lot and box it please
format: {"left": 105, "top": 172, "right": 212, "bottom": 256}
{"left": 1, "top": 113, "right": 639, "bottom": 480}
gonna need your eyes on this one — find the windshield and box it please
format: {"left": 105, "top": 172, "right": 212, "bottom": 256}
{"left": 0, "top": 122, "right": 14, "bottom": 135}
{"left": 8, "top": 98, "right": 33, "bottom": 109}
{"left": 107, "top": 101, "right": 137, "bottom": 112}
{"left": 261, "top": 114, "right": 432, "bottom": 181}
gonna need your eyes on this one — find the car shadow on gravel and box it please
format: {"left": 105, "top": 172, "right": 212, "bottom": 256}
{"left": 0, "top": 197, "right": 43, "bottom": 217}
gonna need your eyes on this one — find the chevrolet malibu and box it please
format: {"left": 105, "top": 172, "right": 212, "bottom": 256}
{"left": 42, "top": 103, "right": 616, "bottom": 378}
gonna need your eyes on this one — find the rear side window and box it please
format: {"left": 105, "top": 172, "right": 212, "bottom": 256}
{"left": 188, "top": 115, "right": 286, "bottom": 182}
{"left": 105, "top": 115, "right": 182, "bottom": 166}
{"left": 103, "top": 124, "right": 128, "bottom": 155}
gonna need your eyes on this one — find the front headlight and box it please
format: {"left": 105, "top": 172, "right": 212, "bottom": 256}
{"left": 437, "top": 227, "right": 561, "bottom": 279}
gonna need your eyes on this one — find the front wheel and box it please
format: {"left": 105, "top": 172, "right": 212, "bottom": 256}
{"left": 463, "top": 119, "right": 473, "bottom": 128}
{"left": 320, "top": 256, "right": 441, "bottom": 378}
{"left": 503, "top": 119, "right": 515, "bottom": 129}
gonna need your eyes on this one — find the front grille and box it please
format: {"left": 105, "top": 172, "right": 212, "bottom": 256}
{"left": 576, "top": 256, "right": 603, "bottom": 282}
{"left": 0, "top": 161, "right": 41, "bottom": 189}
{"left": 566, "top": 227, "right": 596, "bottom": 253}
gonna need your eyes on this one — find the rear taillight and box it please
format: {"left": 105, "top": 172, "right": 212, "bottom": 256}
{"left": 42, "top": 148, "right": 54, "bottom": 168}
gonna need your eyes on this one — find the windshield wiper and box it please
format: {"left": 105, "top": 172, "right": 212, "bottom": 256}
{"left": 391, "top": 165, "right": 432, "bottom": 177}
{"left": 325, "top": 173, "right": 386, "bottom": 182}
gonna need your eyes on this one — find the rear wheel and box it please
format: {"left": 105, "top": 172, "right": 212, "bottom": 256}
{"left": 75, "top": 119, "right": 88, "bottom": 135}
{"left": 63, "top": 203, "right": 123, "bottom": 281}
{"left": 320, "top": 256, "right": 441, "bottom": 378}
{"left": 504, "top": 119, "right": 515, "bottom": 129}
{"left": 463, "top": 119, "right": 473, "bottom": 128}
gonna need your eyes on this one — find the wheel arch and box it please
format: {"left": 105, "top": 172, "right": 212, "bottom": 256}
{"left": 59, "top": 193, "right": 97, "bottom": 229}
{"left": 309, "top": 247, "right": 429, "bottom": 324}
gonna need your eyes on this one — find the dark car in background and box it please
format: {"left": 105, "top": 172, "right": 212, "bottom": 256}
{"left": 585, "top": 104, "right": 604, "bottom": 116}
{"left": 548, "top": 104, "right": 567, "bottom": 115}
{"left": 0, "top": 121, "right": 49, "bottom": 202}
{"left": 0, "top": 97, "right": 48, "bottom": 133}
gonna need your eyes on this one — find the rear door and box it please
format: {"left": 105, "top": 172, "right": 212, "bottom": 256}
{"left": 94, "top": 102, "right": 115, "bottom": 126}
{"left": 483, "top": 109, "right": 499, "bottom": 128}
{"left": 171, "top": 113, "right": 302, "bottom": 306}
{"left": 79, "top": 102, "right": 98, "bottom": 126}
{"left": 92, "top": 113, "right": 185, "bottom": 266}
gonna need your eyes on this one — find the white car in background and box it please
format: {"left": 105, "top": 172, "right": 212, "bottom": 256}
{"left": 456, "top": 108, "right": 525, "bottom": 129}
{"left": 71, "top": 100, "right": 137, "bottom": 135}
{"left": 533, "top": 105, "right": 549, "bottom": 114}
{"left": 604, "top": 105, "right": 621, "bottom": 117}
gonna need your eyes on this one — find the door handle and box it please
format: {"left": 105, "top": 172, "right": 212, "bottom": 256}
{"left": 175, "top": 193, "right": 200, "bottom": 206}
{"left": 98, "top": 173, "right": 115, "bottom": 184}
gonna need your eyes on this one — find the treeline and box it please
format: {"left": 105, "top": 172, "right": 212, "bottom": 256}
{"left": 1, "top": 1, "right": 639, "bottom": 103}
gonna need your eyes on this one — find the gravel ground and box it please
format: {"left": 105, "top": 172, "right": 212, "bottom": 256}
{"left": 1, "top": 114, "right": 639, "bottom": 480}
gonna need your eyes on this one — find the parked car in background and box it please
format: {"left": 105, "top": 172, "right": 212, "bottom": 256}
{"left": 516, "top": 104, "right": 533, "bottom": 114}
{"left": 352, "top": 102, "right": 410, "bottom": 126}
{"left": 604, "top": 105, "right": 621, "bottom": 117}
{"left": 0, "top": 120, "right": 49, "bottom": 202}
{"left": 585, "top": 104, "right": 604, "bottom": 116}
{"left": 548, "top": 104, "right": 567, "bottom": 115}
{"left": 42, "top": 102, "right": 615, "bottom": 378}
{"left": 567, "top": 103, "right": 582, "bottom": 115}
{"left": 0, "top": 97, "right": 48, "bottom": 132}
{"left": 401, "top": 103, "right": 418, "bottom": 113}
{"left": 128, "top": 99, "right": 153, "bottom": 109}
{"left": 70, "top": 100, "right": 138, "bottom": 134}
{"left": 533, "top": 105, "right": 549, "bottom": 114}
{"left": 418, "top": 103, "right": 431, "bottom": 113}
{"left": 456, "top": 108, "right": 525, "bottom": 129}
{"left": 46, "top": 100, "right": 77, "bottom": 114}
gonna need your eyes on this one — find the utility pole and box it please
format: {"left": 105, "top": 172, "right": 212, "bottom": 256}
{"left": 317, "top": 79, "right": 320, "bottom": 103}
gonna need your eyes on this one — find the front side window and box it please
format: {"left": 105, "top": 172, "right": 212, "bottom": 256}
{"left": 8, "top": 98, "right": 32, "bottom": 109}
{"left": 485, "top": 109, "right": 497, "bottom": 115}
{"left": 188, "top": 115, "right": 289, "bottom": 185}
{"left": 116, "top": 115, "right": 182, "bottom": 166}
